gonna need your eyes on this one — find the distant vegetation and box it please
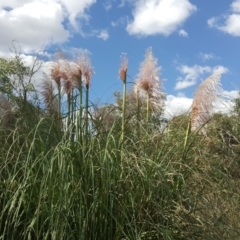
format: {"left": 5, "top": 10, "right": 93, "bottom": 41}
{"left": 0, "top": 45, "right": 240, "bottom": 239}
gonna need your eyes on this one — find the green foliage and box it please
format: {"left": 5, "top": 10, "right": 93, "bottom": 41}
{"left": 1, "top": 50, "right": 240, "bottom": 239}
{"left": 0, "top": 119, "right": 197, "bottom": 239}
{"left": 0, "top": 55, "right": 38, "bottom": 107}
{"left": 233, "top": 92, "right": 240, "bottom": 117}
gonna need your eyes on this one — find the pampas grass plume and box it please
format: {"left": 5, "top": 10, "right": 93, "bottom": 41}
{"left": 191, "top": 73, "right": 222, "bottom": 133}
{"left": 119, "top": 53, "right": 128, "bottom": 83}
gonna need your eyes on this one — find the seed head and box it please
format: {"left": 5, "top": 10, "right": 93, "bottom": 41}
{"left": 76, "top": 49, "right": 94, "bottom": 89}
{"left": 119, "top": 53, "right": 128, "bottom": 83}
{"left": 191, "top": 73, "right": 222, "bottom": 133}
{"left": 133, "top": 47, "right": 164, "bottom": 111}
{"left": 51, "top": 61, "right": 62, "bottom": 87}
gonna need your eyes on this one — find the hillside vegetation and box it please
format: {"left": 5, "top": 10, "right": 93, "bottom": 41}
{"left": 0, "top": 47, "right": 240, "bottom": 240}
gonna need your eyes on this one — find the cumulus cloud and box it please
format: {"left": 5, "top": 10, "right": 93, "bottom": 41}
{"left": 208, "top": 0, "right": 240, "bottom": 36}
{"left": 223, "top": 90, "right": 239, "bottom": 99}
{"left": 213, "top": 92, "right": 238, "bottom": 115}
{"left": 175, "top": 65, "right": 211, "bottom": 90}
{"left": 175, "top": 64, "right": 229, "bottom": 90}
{"left": 0, "top": 1, "right": 69, "bottom": 53}
{"left": 164, "top": 94, "right": 192, "bottom": 118}
{"left": 179, "top": 29, "right": 188, "bottom": 37}
{"left": 59, "top": 0, "right": 96, "bottom": 30}
{"left": 0, "top": 0, "right": 32, "bottom": 9}
{"left": 126, "top": 0, "right": 196, "bottom": 36}
{"left": 231, "top": 0, "right": 240, "bottom": 12}
{"left": 164, "top": 90, "right": 238, "bottom": 119}
{"left": 0, "top": 0, "right": 97, "bottom": 54}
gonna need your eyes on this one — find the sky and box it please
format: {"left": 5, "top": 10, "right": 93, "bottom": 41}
{"left": 0, "top": 0, "right": 240, "bottom": 117}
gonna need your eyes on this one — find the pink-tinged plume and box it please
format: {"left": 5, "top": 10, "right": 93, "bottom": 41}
{"left": 76, "top": 50, "right": 94, "bottom": 89}
{"left": 119, "top": 53, "right": 128, "bottom": 83}
{"left": 133, "top": 47, "right": 164, "bottom": 111}
{"left": 191, "top": 74, "right": 222, "bottom": 134}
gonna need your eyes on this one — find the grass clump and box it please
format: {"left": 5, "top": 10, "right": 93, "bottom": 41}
{"left": 1, "top": 47, "right": 240, "bottom": 239}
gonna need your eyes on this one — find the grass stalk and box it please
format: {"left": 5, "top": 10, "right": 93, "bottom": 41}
{"left": 119, "top": 53, "right": 128, "bottom": 144}
{"left": 121, "top": 80, "right": 127, "bottom": 143}
{"left": 183, "top": 114, "right": 191, "bottom": 150}
{"left": 57, "top": 85, "right": 61, "bottom": 127}
{"left": 136, "top": 90, "right": 140, "bottom": 137}
{"left": 67, "top": 93, "right": 71, "bottom": 139}
{"left": 85, "top": 85, "right": 89, "bottom": 145}
{"left": 78, "top": 74, "right": 83, "bottom": 144}
{"left": 146, "top": 92, "right": 150, "bottom": 123}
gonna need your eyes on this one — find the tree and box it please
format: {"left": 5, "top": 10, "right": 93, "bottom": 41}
{"left": 0, "top": 43, "right": 42, "bottom": 106}
{"left": 0, "top": 43, "right": 43, "bottom": 131}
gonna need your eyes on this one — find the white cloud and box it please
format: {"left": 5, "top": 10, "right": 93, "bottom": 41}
{"left": 198, "top": 52, "right": 219, "bottom": 61}
{"left": 0, "top": 0, "right": 32, "bottom": 9}
{"left": 96, "top": 30, "right": 109, "bottom": 40}
{"left": 164, "top": 90, "right": 238, "bottom": 119}
{"left": 111, "top": 16, "right": 128, "bottom": 27}
{"left": 223, "top": 90, "right": 239, "bottom": 99}
{"left": 164, "top": 94, "right": 192, "bottom": 118}
{"left": 103, "top": 3, "right": 112, "bottom": 11}
{"left": 83, "top": 29, "right": 109, "bottom": 40}
{"left": 220, "top": 14, "right": 240, "bottom": 36}
{"left": 126, "top": 0, "right": 196, "bottom": 36}
{"left": 213, "top": 97, "right": 237, "bottom": 115}
{"left": 56, "top": 0, "right": 96, "bottom": 30}
{"left": 0, "top": 1, "right": 69, "bottom": 54}
{"left": 175, "top": 65, "right": 212, "bottom": 90}
{"left": 208, "top": 0, "right": 240, "bottom": 36}
{"left": 175, "top": 64, "right": 229, "bottom": 90}
{"left": 119, "top": 0, "right": 133, "bottom": 8}
{"left": 179, "top": 29, "right": 188, "bottom": 37}
{"left": 207, "top": 17, "right": 217, "bottom": 28}
{"left": 175, "top": 79, "right": 195, "bottom": 90}
{"left": 38, "top": 51, "right": 52, "bottom": 59}
{"left": 231, "top": 0, "right": 240, "bottom": 12}
{"left": 212, "top": 66, "right": 229, "bottom": 75}
{"left": 0, "top": 0, "right": 98, "bottom": 55}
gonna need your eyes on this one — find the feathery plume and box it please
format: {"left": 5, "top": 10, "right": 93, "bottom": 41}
{"left": 191, "top": 74, "right": 222, "bottom": 133}
{"left": 76, "top": 50, "right": 93, "bottom": 89}
{"left": 69, "top": 62, "right": 82, "bottom": 89}
{"left": 133, "top": 47, "right": 164, "bottom": 112}
{"left": 51, "top": 48, "right": 70, "bottom": 87}
{"left": 51, "top": 61, "right": 63, "bottom": 87}
{"left": 40, "top": 74, "right": 57, "bottom": 111}
{"left": 61, "top": 60, "right": 75, "bottom": 95}
{"left": 119, "top": 53, "right": 128, "bottom": 83}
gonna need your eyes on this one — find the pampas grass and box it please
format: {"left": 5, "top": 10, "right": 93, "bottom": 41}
{"left": 133, "top": 47, "right": 164, "bottom": 122}
{"left": 119, "top": 53, "right": 128, "bottom": 143}
{"left": 1, "top": 47, "right": 240, "bottom": 240}
{"left": 191, "top": 73, "right": 222, "bottom": 134}
{"left": 77, "top": 50, "right": 93, "bottom": 143}
{"left": 184, "top": 73, "right": 222, "bottom": 149}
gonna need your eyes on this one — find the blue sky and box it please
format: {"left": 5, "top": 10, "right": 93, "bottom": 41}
{"left": 0, "top": 0, "right": 239, "bottom": 116}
